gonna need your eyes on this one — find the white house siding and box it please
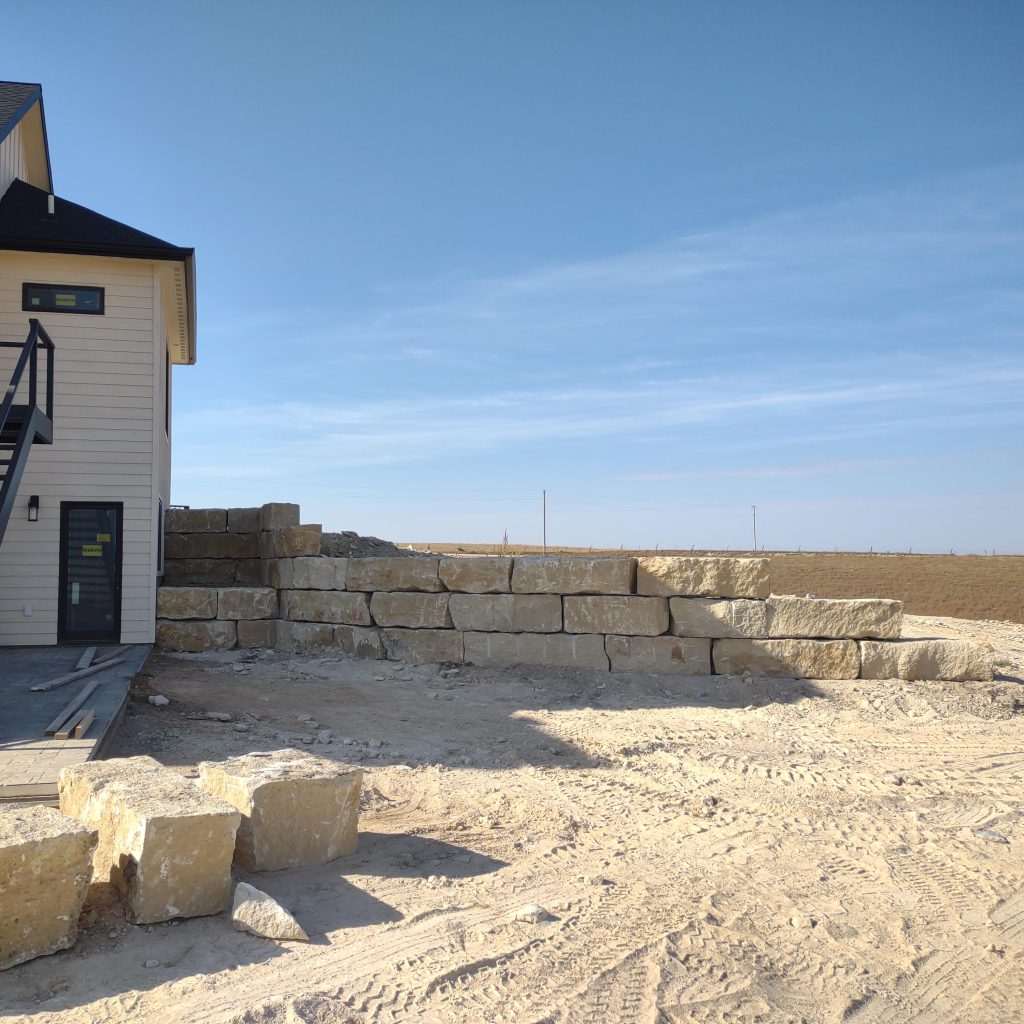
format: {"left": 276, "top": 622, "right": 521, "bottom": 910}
{"left": 0, "top": 251, "right": 162, "bottom": 644}
{"left": 0, "top": 122, "right": 27, "bottom": 198}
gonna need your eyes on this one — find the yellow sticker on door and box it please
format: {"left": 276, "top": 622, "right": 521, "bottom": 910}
{"left": 96, "top": 533, "right": 111, "bottom": 542}
{"left": 82, "top": 544, "right": 103, "bottom": 557}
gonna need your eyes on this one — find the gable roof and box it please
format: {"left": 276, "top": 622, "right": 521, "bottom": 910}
{"left": 0, "top": 82, "right": 40, "bottom": 143}
{"left": 0, "top": 81, "right": 52, "bottom": 191}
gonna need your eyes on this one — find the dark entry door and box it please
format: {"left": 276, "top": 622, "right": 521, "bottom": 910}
{"left": 58, "top": 502, "right": 123, "bottom": 643}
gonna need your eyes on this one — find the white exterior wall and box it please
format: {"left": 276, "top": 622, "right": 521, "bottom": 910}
{"left": 0, "top": 251, "right": 168, "bottom": 644}
{"left": 0, "top": 122, "right": 27, "bottom": 198}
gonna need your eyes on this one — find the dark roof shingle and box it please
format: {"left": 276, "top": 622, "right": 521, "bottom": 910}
{"left": 0, "top": 82, "right": 40, "bottom": 142}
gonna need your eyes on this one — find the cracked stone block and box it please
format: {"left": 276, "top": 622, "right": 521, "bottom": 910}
{"left": 563, "top": 595, "right": 669, "bottom": 636}
{"left": 766, "top": 596, "right": 903, "bottom": 639}
{"left": 347, "top": 557, "right": 444, "bottom": 593}
{"left": 198, "top": 749, "right": 363, "bottom": 871}
{"left": 669, "top": 597, "right": 769, "bottom": 638}
{"left": 606, "top": 635, "right": 712, "bottom": 674}
{"left": 439, "top": 556, "right": 513, "bottom": 593}
{"left": 636, "top": 557, "right": 770, "bottom": 598}
{"left": 511, "top": 557, "right": 635, "bottom": 595}
{"left": 448, "top": 594, "right": 562, "bottom": 633}
{"left": 217, "top": 587, "right": 279, "bottom": 620}
{"left": 58, "top": 756, "right": 240, "bottom": 924}
{"left": 156, "top": 586, "right": 218, "bottom": 620}
{"left": 0, "top": 805, "right": 97, "bottom": 971}
{"left": 463, "top": 631, "right": 609, "bottom": 670}
{"left": 370, "top": 592, "right": 453, "bottom": 629}
{"left": 713, "top": 639, "right": 860, "bottom": 679}
{"left": 381, "top": 628, "right": 464, "bottom": 664}
{"left": 859, "top": 639, "right": 994, "bottom": 681}
{"left": 156, "top": 619, "right": 237, "bottom": 652}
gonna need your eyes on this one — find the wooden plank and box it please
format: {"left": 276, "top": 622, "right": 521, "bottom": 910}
{"left": 92, "top": 645, "right": 130, "bottom": 666}
{"left": 75, "top": 646, "right": 97, "bottom": 671}
{"left": 73, "top": 709, "right": 95, "bottom": 739}
{"left": 44, "top": 679, "right": 101, "bottom": 735}
{"left": 30, "top": 656, "right": 126, "bottom": 693}
{"left": 56, "top": 709, "right": 89, "bottom": 740}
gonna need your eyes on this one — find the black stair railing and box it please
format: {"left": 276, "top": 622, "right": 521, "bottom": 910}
{"left": 0, "top": 318, "right": 54, "bottom": 434}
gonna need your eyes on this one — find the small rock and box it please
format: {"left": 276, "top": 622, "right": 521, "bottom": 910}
{"left": 107, "top": 929, "right": 118, "bottom": 939}
{"left": 514, "top": 904, "right": 550, "bottom": 923}
{"left": 147, "top": 695, "right": 169, "bottom": 707}
{"left": 233, "top": 723, "right": 250, "bottom": 733}
{"left": 206, "top": 711, "right": 232, "bottom": 722}
{"left": 232, "top": 882, "right": 308, "bottom": 942}
{"left": 317, "top": 729, "right": 333, "bottom": 744}
{"left": 369, "top": 739, "right": 383, "bottom": 749}
{"left": 143, "top": 959, "right": 160, "bottom": 968}
{"left": 300, "top": 735, "right": 315, "bottom": 745}
{"left": 373, "top": 676, "right": 386, "bottom": 682}
{"left": 340, "top": 736, "right": 355, "bottom": 745}
{"left": 296, "top": 714, "right": 315, "bottom": 722}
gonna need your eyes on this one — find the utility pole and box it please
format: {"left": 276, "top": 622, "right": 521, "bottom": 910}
{"left": 542, "top": 490, "right": 547, "bottom": 555}
{"left": 752, "top": 505, "right": 757, "bottom": 552}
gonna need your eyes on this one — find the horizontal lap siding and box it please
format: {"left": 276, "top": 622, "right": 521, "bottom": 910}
{"left": 0, "top": 253, "right": 158, "bottom": 644}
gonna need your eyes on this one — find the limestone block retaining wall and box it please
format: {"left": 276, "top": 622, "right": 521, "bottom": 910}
{"left": 156, "top": 508, "right": 994, "bottom": 682}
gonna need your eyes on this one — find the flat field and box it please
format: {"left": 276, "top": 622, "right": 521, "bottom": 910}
{"left": 4, "top": 615, "right": 1024, "bottom": 1024}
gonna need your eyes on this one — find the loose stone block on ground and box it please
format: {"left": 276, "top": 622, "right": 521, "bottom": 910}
{"left": 217, "top": 587, "right": 278, "bottom": 620}
{"left": 511, "top": 556, "right": 635, "bottom": 595}
{"left": 334, "top": 625, "right": 385, "bottom": 659}
{"left": 606, "top": 635, "right": 712, "bottom": 675}
{"left": 156, "top": 619, "right": 237, "bottom": 652}
{"left": 381, "top": 628, "right": 465, "bottom": 664}
{"left": 464, "top": 631, "right": 609, "bottom": 670}
{"left": 370, "top": 592, "right": 453, "bottom": 629}
{"left": 157, "top": 586, "right": 218, "bottom": 620}
{"left": 281, "top": 590, "right": 371, "bottom": 625}
{"left": 347, "top": 557, "right": 444, "bottom": 593}
{"left": 670, "top": 597, "right": 769, "bottom": 638}
{"left": 636, "top": 557, "right": 770, "bottom": 598}
{"left": 859, "top": 639, "right": 994, "bottom": 682}
{"left": 439, "top": 556, "right": 513, "bottom": 593}
{"left": 449, "top": 594, "right": 562, "bottom": 633}
{"left": 713, "top": 638, "right": 860, "bottom": 679}
{"left": 198, "top": 749, "right": 363, "bottom": 871}
{"left": 58, "top": 756, "right": 240, "bottom": 924}
{"left": 563, "top": 595, "right": 669, "bottom": 636}
{"left": 767, "top": 596, "right": 903, "bottom": 639}
{"left": 0, "top": 805, "right": 98, "bottom": 971}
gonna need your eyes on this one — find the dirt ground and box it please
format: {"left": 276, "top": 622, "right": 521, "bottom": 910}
{"left": 4, "top": 615, "right": 1024, "bottom": 1024}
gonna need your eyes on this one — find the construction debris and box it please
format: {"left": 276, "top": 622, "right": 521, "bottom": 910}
{"left": 231, "top": 882, "right": 309, "bottom": 942}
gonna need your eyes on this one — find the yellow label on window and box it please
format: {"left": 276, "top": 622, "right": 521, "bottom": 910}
{"left": 96, "top": 533, "right": 111, "bottom": 542}
{"left": 82, "top": 544, "right": 102, "bottom": 557}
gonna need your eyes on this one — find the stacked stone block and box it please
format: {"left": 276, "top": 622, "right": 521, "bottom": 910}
{"left": 158, "top": 508, "right": 994, "bottom": 682}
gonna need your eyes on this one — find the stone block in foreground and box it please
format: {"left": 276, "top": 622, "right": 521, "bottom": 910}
{"left": 636, "top": 557, "right": 769, "bottom": 598}
{"left": 670, "top": 597, "right": 768, "bottom": 638}
{"left": 346, "top": 557, "right": 443, "bottom": 593}
{"left": 0, "top": 805, "right": 98, "bottom": 971}
{"left": 281, "top": 590, "right": 371, "bottom": 625}
{"left": 382, "top": 628, "right": 464, "bottom": 664}
{"left": 859, "top": 639, "right": 994, "bottom": 681}
{"left": 370, "top": 592, "right": 453, "bottom": 629}
{"left": 464, "top": 631, "right": 609, "bottom": 670}
{"left": 713, "top": 639, "right": 859, "bottom": 679}
{"left": 156, "top": 586, "right": 218, "bottom": 620}
{"left": 563, "top": 595, "right": 669, "bottom": 636}
{"left": 58, "top": 756, "right": 240, "bottom": 924}
{"left": 511, "top": 556, "right": 635, "bottom": 595}
{"left": 217, "top": 587, "right": 279, "bottom": 620}
{"left": 449, "top": 594, "right": 562, "bottom": 633}
{"left": 606, "top": 635, "right": 712, "bottom": 675}
{"left": 767, "top": 596, "right": 903, "bottom": 639}
{"left": 439, "top": 556, "right": 513, "bottom": 593}
{"left": 156, "top": 619, "right": 237, "bottom": 652}
{"left": 198, "top": 749, "right": 363, "bottom": 871}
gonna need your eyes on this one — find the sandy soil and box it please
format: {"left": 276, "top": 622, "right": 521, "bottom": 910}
{"left": 4, "top": 615, "right": 1024, "bottom": 1024}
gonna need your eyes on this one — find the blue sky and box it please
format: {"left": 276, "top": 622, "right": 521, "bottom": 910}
{"left": 7, "top": 1, "right": 1023, "bottom": 552}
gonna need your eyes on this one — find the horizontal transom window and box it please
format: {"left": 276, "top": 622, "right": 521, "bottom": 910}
{"left": 23, "top": 282, "right": 105, "bottom": 315}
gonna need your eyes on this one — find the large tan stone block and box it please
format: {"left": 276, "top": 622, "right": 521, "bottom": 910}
{"left": 164, "top": 507, "right": 227, "bottom": 533}
{"left": 347, "top": 557, "right": 443, "bottom": 592}
{"left": 563, "top": 595, "right": 669, "bottom": 636}
{"left": 259, "top": 525, "right": 322, "bottom": 559}
{"left": 511, "top": 556, "right": 635, "bottom": 595}
{"left": 198, "top": 749, "right": 363, "bottom": 871}
{"left": 157, "top": 586, "right": 218, "bottom": 620}
{"left": 156, "top": 619, "right": 237, "bottom": 652}
{"left": 606, "top": 635, "right": 712, "bottom": 675}
{"left": 334, "top": 625, "right": 385, "bottom": 659}
{"left": 713, "top": 639, "right": 860, "bottom": 679}
{"left": 0, "top": 805, "right": 97, "bottom": 970}
{"left": 58, "top": 757, "right": 240, "bottom": 924}
{"left": 449, "top": 594, "right": 562, "bottom": 633}
{"left": 259, "top": 502, "right": 301, "bottom": 531}
{"left": 217, "top": 587, "right": 278, "bottom": 620}
{"left": 227, "top": 507, "right": 261, "bottom": 533}
{"left": 464, "top": 631, "right": 609, "bottom": 670}
{"left": 275, "top": 621, "right": 335, "bottom": 653}
{"left": 370, "top": 592, "right": 453, "bottom": 628}
{"left": 382, "top": 628, "right": 464, "bottom": 664}
{"left": 636, "top": 557, "right": 769, "bottom": 598}
{"left": 859, "top": 639, "right": 994, "bottom": 681}
{"left": 670, "top": 597, "right": 769, "bottom": 638}
{"left": 439, "top": 556, "right": 513, "bottom": 593}
{"left": 767, "top": 596, "right": 902, "bottom": 639}
{"left": 291, "top": 556, "right": 347, "bottom": 590}
{"left": 237, "top": 620, "right": 277, "bottom": 648}
{"left": 262, "top": 558, "right": 293, "bottom": 589}
{"left": 166, "top": 532, "right": 259, "bottom": 560}
{"left": 281, "top": 590, "right": 371, "bottom": 625}
{"left": 164, "top": 558, "right": 237, "bottom": 586}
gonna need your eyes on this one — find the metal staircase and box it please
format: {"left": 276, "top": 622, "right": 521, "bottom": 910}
{"left": 0, "top": 320, "right": 54, "bottom": 546}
